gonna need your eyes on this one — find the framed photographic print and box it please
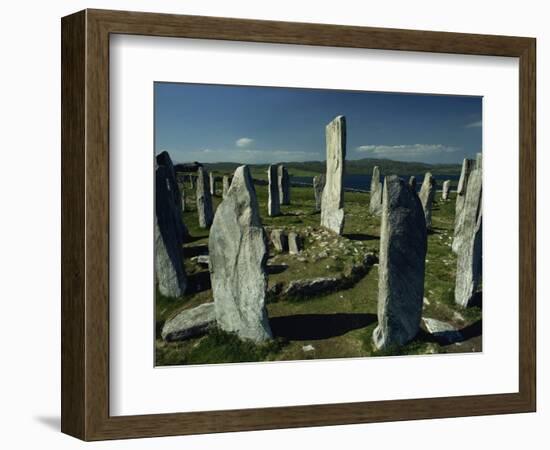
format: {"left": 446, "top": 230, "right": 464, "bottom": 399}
{"left": 61, "top": 9, "right": 536, "bottom": 441}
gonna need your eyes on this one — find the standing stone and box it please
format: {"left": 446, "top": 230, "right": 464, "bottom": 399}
{"left": 181, "top": 188, "right": 186, "bottom": 212}
{"left": 189, "top": 175, "right": 195, "bottom": 189}
{"left": 270, "top": 229, "right": 288, "bottom": 252}
{"left": 313, "top": 174, "right": 326, "bottom": 211}
{"left": 209, "top": 165, "right": 272, "bottom": 342}
{"left": 372, "top": 176, "right": 427, "bottom": 350}
{"left": 442, "top": 180, "right": 451, "bottom": 201}
{"left": 321, "top": 115, "right": 346, "bottom": 234}
{"left": 156, "top": 151, "right": 188, "bottom": 241}
{"left": 222, "top": 175, "right": 230, "bottom": 198}
{"left": 453, "top": 158, "right": 476, "bottom": 253}
{"left": 278, "top": 165, "right": 291, "bottom": 205}
{"left": 155, "top": 164, "right": 187, "bottom": 298}
{"left": 369, "top": 166, "right": 383, "bottom": 216}
{"left": 196, "top": 167, "right": 214, "bottom": 228}
{"left": 418, "top": 172, "right": 436, "bottom": 230}
{"left": 267, "top": 164, "right": 281, "bottom": 217}
{"left": 455, "top": 159, "right": 482, "bottom": 307}
{"left": 408, "top": 176, "right": 417, "bottom": 192}
{"left": 209, "top": 172, "right": 216, "bottom": 196}
{"left": 288, "top": 232, "right": 303, "bottom": 255}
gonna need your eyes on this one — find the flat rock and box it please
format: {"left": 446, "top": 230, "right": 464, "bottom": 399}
{"left": 422, "top": 317, "right": 463, "bottom": 344}
{"left": 162, "top": 303, "right": 216, "bottom": 341}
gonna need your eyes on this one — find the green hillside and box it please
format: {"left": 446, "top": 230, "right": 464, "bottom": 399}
{"left": 201, "top": 158, "right": 462, "bottom": 178}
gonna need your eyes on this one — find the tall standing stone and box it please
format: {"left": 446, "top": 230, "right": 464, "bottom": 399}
{"left": 209, "top": 172, "right": 216, "bottom": 196}
{"left": 267, "top": 164, "right": 280, "bottom": 217}
{"left": 321, "top": 115, "right": 346, "bottom": 234}
{"left": 418, "top": 172, "right": 436, "bottom": 230}
{"left": 278, "top": 165, "right": 291, "bottom": 205}
{"left": 369, "top": 166, "right": 383, "bottom": 216}
{"left": 222, "top": 175, "right": 230, "bottom": 198}
{"left": 196, "top": 167, "right": 214, "bottom": 228}
{"left": 156, "top": 151, "right": 188, "bottom": 241}
{"left": 409, "top": 176, "right": 417, "bottom": 192}
{"left": 453, "top": 158, "right": 476, "bottom": 253}
{"left": 455, "top": 158, "right": 482, "bottom": 307}
{"left": 372, "top": 176, "right": 427, "bottom": 350}
{"left": 313, "top": 174, "right": 326, "bottom": 211}
{"left": 209, "top": 165, "right": 272, "bottom": 342}
{"left": 155, "top": 164, "right": 187, "bottom": 297}
{"left": 442, "top": 180, "right": 451, "bottom": 201}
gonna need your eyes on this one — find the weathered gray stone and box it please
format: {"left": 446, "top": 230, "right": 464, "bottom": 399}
{"left": 288, "top": 232, "right": 302, "bottom": 254}
{"left": 270, "top": 229, "right": 288, "bottom": 252}
{"left": 455, "top": 161, "right": 482, "bottom": 307}
{"left": 156, "top": 151, "right": 188, "bottom": 240}
{"left": 369, "top": 166, "right": 383, "bottom": 216}
{"left": 161, "top": 303, "right": 216, "bottom": 341}
{"left": 373, "top": 175, "right": 427, "bottom": 351}
{"left": 321, "top": 116, "right": 346, "bottom": 234}
{"left": 409, "top": 176, "right": 417, "bottom": 191}
{"left": 422, "top": 317, "right": 463, "bottom": 344}
{"left": 453, "top": 158, "right": 476, "bottom": 253}
{"left": 155, "top": 164, "right": 187, "bottom": 298}
{"left": 278, "top": 165, "right": 291, "bottom": 205}
{"left": 190, "top": 254, "right": 210, "bottom": 266}
{"left": 209, "top": 172, "right": 218, "bottom": 196}
{"left": 267, "top": 164, "right": 280, "bottom": 217}
{"left": 418, "top": 172, "right": 436, "bottom": 230}
{"left": 196, "top": 167, "right": 214, "bottom": 228}
{"left": 209, "top": 165, "right": 272, "bottom": 342}
{"left": 442, "top": 180, "right": 451, "bottom": 201}
{"left": 313, "top": 174, "right": 326, "bottom": 211}
{"left": 222, "top": 175, "right": 230, "bottom": 198}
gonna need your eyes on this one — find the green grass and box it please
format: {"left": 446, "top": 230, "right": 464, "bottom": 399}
{"left": 156, "top": 184, "right": 482, "bottom": 365}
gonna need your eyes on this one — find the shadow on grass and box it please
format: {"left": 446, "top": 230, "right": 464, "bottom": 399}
{"left": 184, "top": 244, "right": 209, "bottom": 257}
{"left": 187, "top": 270, "right": 211, "bottom": 293}
{"left": 270, "top": 313, "right": 376, "bottom": 341}
{"left": 420, "top": 319, "right": 482, "bottom": 346}
{"left": 184, "top": 234, "right": 208, "bottom": 244}
{"left": 343, "top": 233, "right": 377, "bottom": 242}
{"left": 266, "top": 264, "right": 289, "bottom": 275}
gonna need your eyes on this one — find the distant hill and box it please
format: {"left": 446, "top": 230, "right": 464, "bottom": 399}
{"left": 200, "top": 158, "right": 462, "bottom": 178}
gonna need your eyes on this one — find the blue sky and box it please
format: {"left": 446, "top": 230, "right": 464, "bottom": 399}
{"left": 155, "top": 82, "right": 482, "bottom": 165}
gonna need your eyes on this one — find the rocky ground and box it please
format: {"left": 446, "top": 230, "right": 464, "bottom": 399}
{"left": 155, "top": 181, "right": 482, "bottom": 366}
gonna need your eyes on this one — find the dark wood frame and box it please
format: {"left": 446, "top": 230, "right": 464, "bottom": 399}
{"left": 61, "top": 9, "right": 536, "bottom": 441}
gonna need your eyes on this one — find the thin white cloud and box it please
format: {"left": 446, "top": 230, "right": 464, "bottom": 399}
{"left": 465, "top": 120, "right": 482, "bottom": 128}
{"left": 236, "top": 137, "right": 254, "bottom": 147}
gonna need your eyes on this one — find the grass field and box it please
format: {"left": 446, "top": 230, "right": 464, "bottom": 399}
{"left": 155, "top": 176, "right": 482, "bottom": 366}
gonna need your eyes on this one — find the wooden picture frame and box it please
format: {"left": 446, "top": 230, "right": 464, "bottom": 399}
{"left": 61, "top": 9, "right": 536, "bottom": 441}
